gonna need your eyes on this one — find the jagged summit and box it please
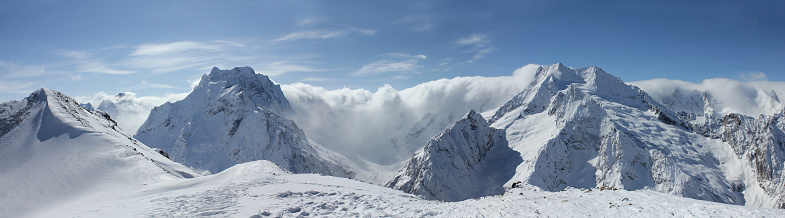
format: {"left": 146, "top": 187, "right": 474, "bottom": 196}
{"left": 489, "top": 63, "right": 658, "bottom": 124}
{"left": 770, "top": 90, "right": 780, "bottom": 103}
{"left": 194, "top": 66, "right": 292, "bottom": 114}
{"left": 387, "top": 109, "right": 521, "bottom": 201}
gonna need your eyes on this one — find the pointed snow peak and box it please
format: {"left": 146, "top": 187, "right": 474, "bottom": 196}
{"left": 204, "top": 66, "right": 266, "bottom": 87}
{"left": 115, "top": 92, "right": 131, "bottom": 98}
{"left": 554, "top": 62, "right": 569, "bottom": 71}
{"left": 542, "top": 63, "right": 581, "bottom": 83}
{"left": 769, "top": 90, "right": 780, "bottom": 103}
{"left": 464, "top": 109, "right": 480, "bottom": 119}
{"left": 27, "top": 88, "right": 48, "bottom": 102}
{"left": 460, "top": 109, "right": 488, "bottom": 127}
{"left": 28, "top": 88, "right": 76, "bottom": 106}
{"left": 388, "top": 108, "right": 520, "bottom": 201}
{"left": 192, "top": 66, "right": 292, "bottom": 114}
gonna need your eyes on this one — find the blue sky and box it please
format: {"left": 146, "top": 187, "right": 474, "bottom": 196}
{"left": 1, "top": 0, "right": 783, "bottom": 102}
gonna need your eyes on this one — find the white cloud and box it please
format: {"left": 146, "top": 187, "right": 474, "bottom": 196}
{"left": 75, "top": 59, "right": 135, "bottom": 75}
{"left": 254, "top": 61, "right": 323, "bottom": 76}
{"left": 353, "top": 53, "right": 427, "bottom": 76}
{"left": 273, "top": 27, "right": 377, "bottom": 42}
{"left": 50, "top": 50, "right": 88, "bottom": 59}
{"left": 46, "top": 50, "right": 135, "bottom": 75}
{"left": 392, "top": 75, "right": 411, "bottom": 80}
{"left": 432, "top": 58, "right": 453, "bottom": 72}
{"left": 456, "top": 34, "right": 488, "bottom": 45}
{"left": 0, "top": 80, "right": 34, "bottom": 94}
{"left": 131, "top": 41, "right": 223, "bottom": 56}
{"left": 0, "top": 60, "right": 48, "bottom": 78}
{"left": 301, "top": 77, "right": 331, "bottom": 82}
{"left": 100, "top": 44, "right": 128, "bottom": 50}
{"left": 455, "top": 33, "right": 494, "bottom": 62}
{"left": 124, "top": 40, "right": 249, "bottom": 74}
{"left": 79, "top": 91, "right": 189, "bottom": 133}
{"left": 740, "top": 72, "right": 767, "bottom": 81}
{"left": 281, "top": 64, "right": 541, "bottom": 165}
{"left": 395, "top": 15, "right": 434, "bottom": 32}
{"left": 127, "top": 80, "right": 174, "bottom": 90}
{"left": 297, "top": 17, "right": 328, "bottom": 26}
{"left": 631, "top": 77, "right": 785, "bottom": 117}
{"left": 69, "top": 74, "right": 82, "bottom": 81}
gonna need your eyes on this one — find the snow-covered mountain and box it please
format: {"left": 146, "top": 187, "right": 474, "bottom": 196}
{"left": 0, "top": 88, "right": 197, "bottom": 217}
{"left": 387, "top": 110, "right": 521, "bottom": 201}
{"left": 480, "top": 63, "right": 785, "bottom": 208}
{"left": 135, "top": 67, "right": 354, "bottom": 177}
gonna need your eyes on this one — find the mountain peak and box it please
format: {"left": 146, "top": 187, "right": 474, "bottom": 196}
{"left": 388, "top": 109, "right": 520, "bottom": 201}
{"left": 769, "top": 90, "right": 780, "bottom": 103}
{"left": 463, "top": 109, "right": 480, "bottom": 120}
{"left": 191, "top": 66, "right": 292, "bottom": 114}
{"left": 0, "top": 89, "right": 198, "bottom": 216}
{"left": 208, "top": 66, "right": 257, "bottom": 80}
{"left": 135, "top": 67, "right": 352, "bottom": 177}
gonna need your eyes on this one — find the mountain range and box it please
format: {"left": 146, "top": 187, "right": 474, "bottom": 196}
{"left": 2, "top": 64, "right": 784, "bottom": 216}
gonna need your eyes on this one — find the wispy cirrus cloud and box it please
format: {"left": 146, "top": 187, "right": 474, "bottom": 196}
{"left": 353, "top": 53, "right": 426, "bottom": 76}
{"left": 297, "top": 17, "right": 329, "bottom": 26}
{"left": 301, "top": 77, "right": 331, "bottom": 82}
{"left": 274, "top": 27, "right": 377, "bottom": 42}
{"left": 125, "top": 41, "right": 248, "bottom": 74}
{"left": 130, "top": 41, "right": 223, "bottom": 56}
{"left": 75, "top": 59, "right": 135, "bottom": 75}
{"left": 0, "top": 60, "right": 48, "bottom": 78}
{"left": 455, "top": 33, "right": 493, "bottom": 63}
{"left": 0, "top": 80, "right": 34, "bottom": 94}
{"left": 127, "top": 80, "right": 174, "bottom": 90}
{"left": 394, "top": 15, "right": 434, "bottom": 32}
{"left": 50, "top": 50, "right": 88, "bottom": 59}
{"left": 50, "top": 49, "right": 134, "bottom": 75}
{"left": 740, "top": 72, "right": 767, "bottom": 81}
{"left": 254, "top": 61, "right": 324, "bottom": 76}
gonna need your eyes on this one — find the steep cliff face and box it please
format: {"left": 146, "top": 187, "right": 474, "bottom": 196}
{"left": 0, "top": 89, "right": 197, "bottom": 217}
{"left": 136, "top": 67, "right": 354, "bottom": 177}
{"left": 709, "top": 113, "right": 785, "bottom": 208}
{"left": 387, "top": 110, "right": 521, "bottom": 201}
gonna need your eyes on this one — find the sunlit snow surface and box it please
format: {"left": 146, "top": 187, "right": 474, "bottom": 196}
{"left": 29, "top": 160, "right": 779, "bottom": 217}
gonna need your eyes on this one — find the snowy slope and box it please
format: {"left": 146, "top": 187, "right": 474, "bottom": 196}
{"left": 37, "top": 160, "right": 785, "bottom": 217}
{"left": 135, "top": 67, "right": 354, "bottom": 177}
{"left": 0, "top": 88, "right": 197, "bottom": 217}
{"left": 485, "top": 63, "right": 785, "bottom": 208}
{"left": 387, "top": 110, "right": 521, "bottom": 201}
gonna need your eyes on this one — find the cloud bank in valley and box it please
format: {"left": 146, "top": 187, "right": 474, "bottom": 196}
{"left": 630, "top": 75, "right": 785, "bottom": 117}
{"left": 77, "top": 92, "right": 189, "bottom": 133}
{"left": 281, "top": 64, "right": 542, "bottom": 165}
